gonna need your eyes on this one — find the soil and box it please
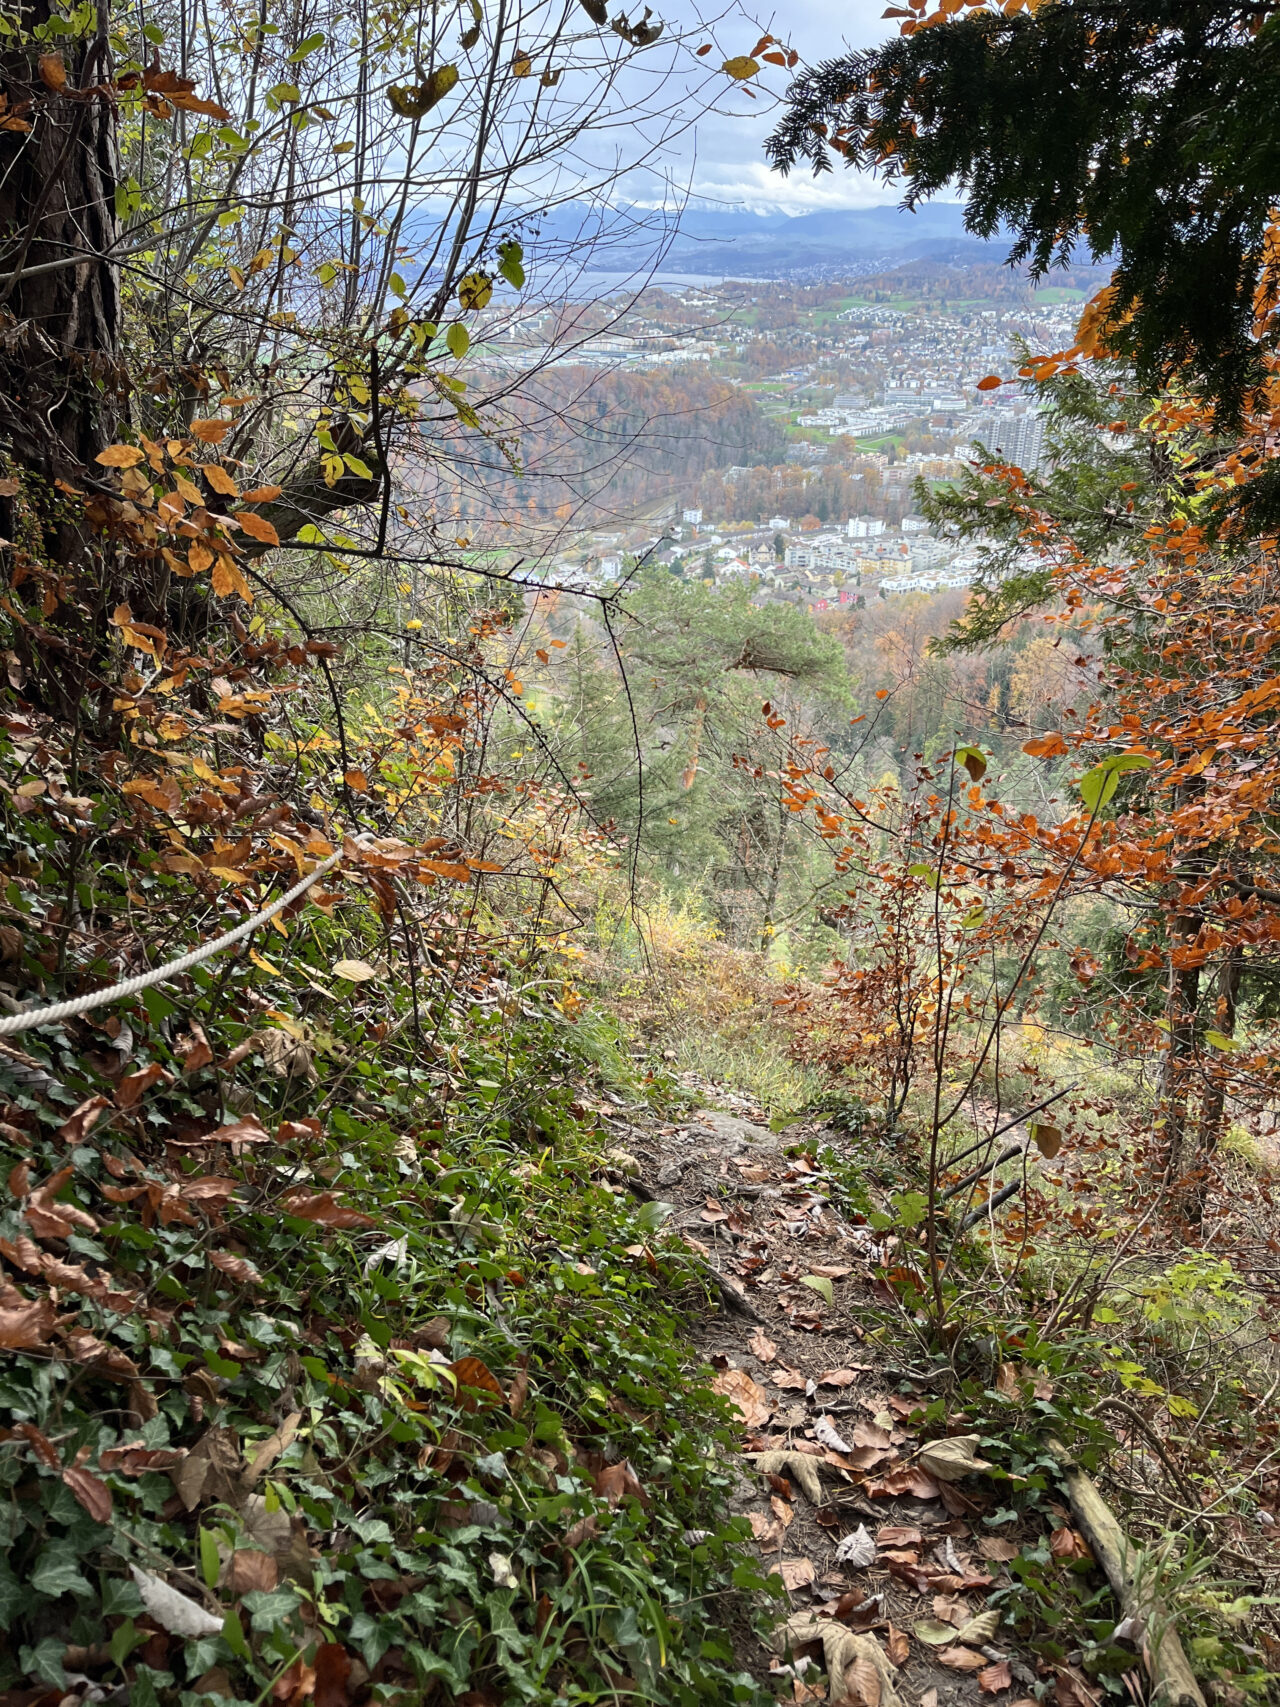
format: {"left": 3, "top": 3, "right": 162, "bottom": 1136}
{"left": 603, "top": 1080, "right": 1054, "bottom": 1707}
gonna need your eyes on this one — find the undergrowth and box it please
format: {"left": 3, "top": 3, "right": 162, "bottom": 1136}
{"left": 0, "top": 913, "right": 775, "bottom": 1707}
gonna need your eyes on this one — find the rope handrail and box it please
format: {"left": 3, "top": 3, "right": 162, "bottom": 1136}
{"left": 0, "top": 849, "right": 343, "bottom": 1037}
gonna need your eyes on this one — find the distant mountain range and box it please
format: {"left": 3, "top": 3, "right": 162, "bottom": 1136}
{"left": 508, "top": 199, "right": 999, "bottom": 280}
{"left": 646, "top": 202, "right": 994, "bottom": 274}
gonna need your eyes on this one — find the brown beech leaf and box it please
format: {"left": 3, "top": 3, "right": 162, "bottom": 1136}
{"left": 225, "top": 1549, "right": 278, "bottom": 1593}
{"left": 38, "top": 53, "right": 67, "bottom": 91}
{"left": 748, "top": 1510, "right": 783, "bottom": 1546}
{"left": 181, "top": 1036, "right": 214, "bottom": 1074}
{"left": 876, "top": 1526, "right": 922, "bottom": 1549}
{"left": 116, "top": 1064, "right": 169, "bottom": 1107}
{"left": 182, "top": 1115, "right": 271, "bottom": 1146}
{"left": 64, "top": 1329, "right": 141, "bottom": 1379}
{"left": 279, "top": 1190, "right": 376, "bottom": 1229}
{"left": 1049, "top": 1526, "right": 1093, "bottom": 1563}
{"left": 448, "top": 1355, "right": 504, "bottom": 1408}
{"left": 56, "top": 1094, "right": 111, "bottom": 1145}
{"left": 99, "top": 1443, "right": 188, "bottom": 1473}
{"left": 844, "top": 1652, "right": 882, "bottom": 1707}
{"left": 563, "top": 1513, "right": 599, "bottom": 1550}
{"left": 777, "top": 1556, "right": 815, "bottom": 1590}
{"left": 886, "top": 1624, "right": 909, "bottom": 1667}
{"left": 818, "top": 1367, "right": 859, "bottom": 1387}
{"left": 772, "top": 1366, "right": 809, "bottom": 1390}
{"left": 0, "top": 1293, "right": 55, "bottom": 1348}
{"left": 313, "top": 1643, "right": 350, "bottom": 1707}
{"left": 749, "top": 1327, "right": 778, "bottom": 1363}
{"left": 509, "top": 1355, "right": 530, "bottom": 1418}
{"left": 593, "top": 1460, "right": 647, "bottom": 1507}
{"left": 979, "top": 1536, "right": 1020, "bottom": 1561}
{"left": 979, "top": 1661, "right": 1012, "bottom": 1694}
{"left": 62, "top": 1465, "right": 113, "bottom": 1523}
{"left": 711, "top": 1367, "right": 772, "bottom": 1427}
{"left": 16, "top": 1421, "right": 61, "bottom": 1467}
{"left": 938, "top": 1647, "right": 988, "bottom": 1672}
{"left": 209, "top": 1249, "right": 263, "bottom": 1285}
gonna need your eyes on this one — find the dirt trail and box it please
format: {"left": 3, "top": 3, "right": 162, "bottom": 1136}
{"left": 605, "top": 1083, "right": 1049, "bottom": 1707}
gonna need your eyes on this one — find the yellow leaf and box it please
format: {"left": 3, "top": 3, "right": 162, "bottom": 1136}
{"left": 96, "top": 443, "right": 145, "bottom": 468}
{"left": 211, "top": 556, "right": 252, "bottom": 602}
{"left": 458, "top": 271, "right": 493, "bottom": 311}
{"left": 209, "top": 865, "right": 248, "bottom": 883}
{"left": 188, "top": 539, "right": 214, "bottom": 574}
{"left": 237, "top": 511, "right": 280, "bottom": 546}
{"left": 173, "top": 473, "right": 203, "bottom": 505}
{"left": 249, "top": 948, "right": 283, "bottom": 976}
{"left": 201, "top": 463, "right": 239, "bottom": 497}
{"left": 721, "top": 55, "right": 760, "bottom": 78}
{"left": 511, "top": 51, "right": 532, "bottom": 75}
{"left": 332, "top": 958, "right": 377, "bottom": 982}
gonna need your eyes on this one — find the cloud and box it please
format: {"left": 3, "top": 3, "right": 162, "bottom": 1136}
{"left": 682, "top": 160, "right": 904, "bottom": 213}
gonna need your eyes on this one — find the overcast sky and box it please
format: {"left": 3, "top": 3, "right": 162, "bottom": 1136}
{"left": 653, "top": 0, "right": 910, "bottom": 214}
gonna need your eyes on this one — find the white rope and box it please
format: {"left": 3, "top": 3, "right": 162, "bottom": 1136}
{"left": 0, "top": 849, "right": 344, "bottom": 1037}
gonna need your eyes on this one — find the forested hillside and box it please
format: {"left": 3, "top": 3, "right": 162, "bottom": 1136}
{"left": 2, "top": 0, "right": 1280, "bottom": 1703}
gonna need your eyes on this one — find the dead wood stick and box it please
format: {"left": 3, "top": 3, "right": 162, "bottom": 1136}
{"left": 1049, "top": 1439, "right": 1206, "bottom": 1707}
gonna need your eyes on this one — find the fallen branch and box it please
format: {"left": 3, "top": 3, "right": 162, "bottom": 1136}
{"left": 1049, "top": 1439, "right": 1207, "bottom": 1707}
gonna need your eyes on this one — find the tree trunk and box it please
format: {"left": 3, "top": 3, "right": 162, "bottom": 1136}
{"left": 0, "top": 8, "right": 122, "bottom": 718}
{"left": 0, "top": 9, "right": 121, "bottom": 493}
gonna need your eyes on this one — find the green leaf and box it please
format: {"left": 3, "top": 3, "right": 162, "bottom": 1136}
{"left": 1078, "top": 751, "right": 1152, "bottom": 814}
{"left": 800, "top": 1274, "right": 833, "bottom": 1305}
{"left": 445, "top": 322, "right": 469, "bottom": 360}
{"left": 288, "top": 30, "right": 326, "bottom": 60}
{"left": 892, "top": 1189, "right": 930, "bottom": 1229}
{"left": 0, "top": 1558, "right": 22, "bottom": 1630}
{"left": 497, "top": 239, "right": 525, "bottom": 289}
{"left": 1204, "top": 1029, "right": 1240, "bottom": 1051}
{"left": 19, "top": 1637, "right": 68, "bottom": 1688}
{"left": 960, "top": 905, "right": 984, "bottom": 929}
{"left": 110, "top": 1618, "right": 147, "bottom": 1667}
{"left": 222, "top": 1608, "right": 251, "bottom": 1660}
{"left": 30, "top": 1544, "right": 92, "bottom": 1601}
{"left": 636, "top": 1198, "right": 673, "bottom": 1233}
{"left": 953, "top": 744, "right": 987, "bottom": 782}
{"left": 342, "top": 452, "right": 374, "bottom": 480}
{"left": 200, "top": 1528, "right": 221, "bottom": 1589}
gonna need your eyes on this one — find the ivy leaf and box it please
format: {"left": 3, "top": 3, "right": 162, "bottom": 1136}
{"left": 31, "top": 1545, "right": 93, "bottom": 1601}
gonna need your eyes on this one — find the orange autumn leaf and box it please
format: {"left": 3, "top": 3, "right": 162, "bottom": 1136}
{"left": 211, "top": 556, "right": 252, "bottom": 602}
{"left": 201, "top": 463, "right": 239, "bottom": 497}
{"left": 237, "top": 511, "right": 280, "bottom": 546}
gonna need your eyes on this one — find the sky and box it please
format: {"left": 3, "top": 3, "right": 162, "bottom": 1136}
{"left": 659, "top": 0, "right": 909, "bottom": 214}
